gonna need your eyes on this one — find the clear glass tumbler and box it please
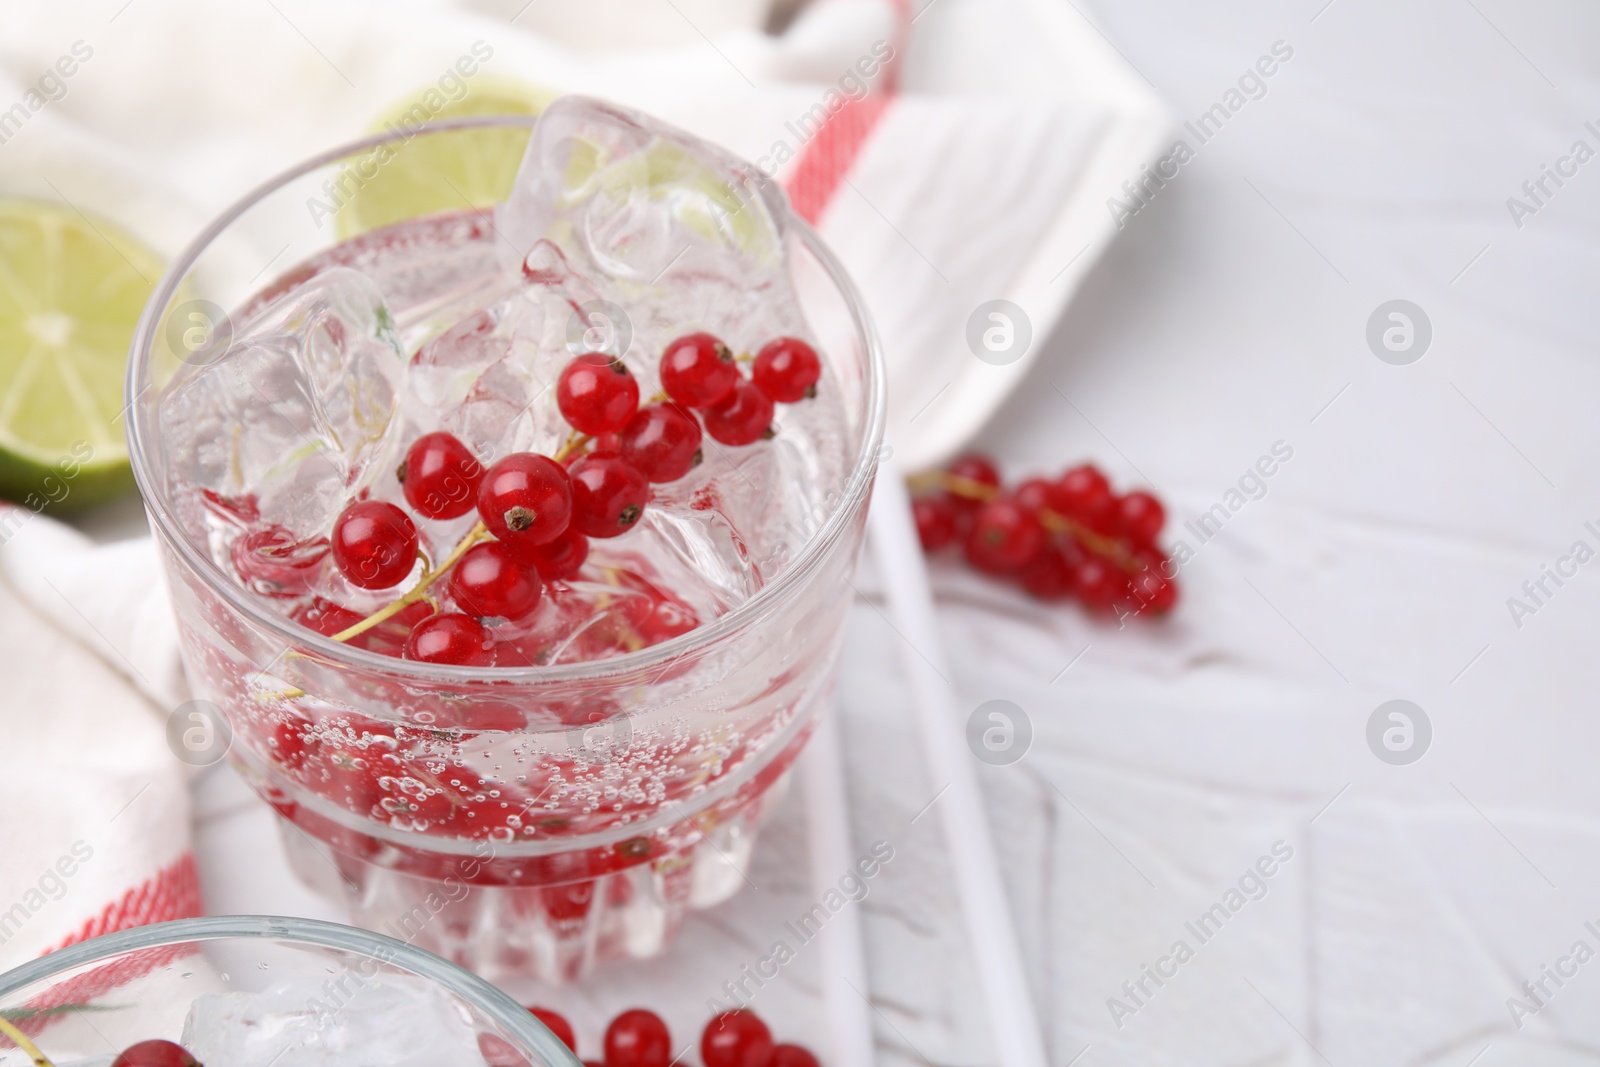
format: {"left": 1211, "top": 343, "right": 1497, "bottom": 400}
{"left": 125, "top": 116, "right": 884, "bottom": 983}
{"left": 0, "top": 914, "right": 579, "bottom": 1065}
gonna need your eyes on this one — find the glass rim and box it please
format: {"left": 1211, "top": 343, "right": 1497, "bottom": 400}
{"left": 0, "top": 914, "right": 581, "bottom": 1066}
{"left": 125, "top": 111, "right": 886, "bottom": 685}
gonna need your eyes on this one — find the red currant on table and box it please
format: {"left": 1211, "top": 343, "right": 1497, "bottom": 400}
{"left": 1072, "top": 555, "right": 1127, "bottom": 611}
{"left": 449, "top": 541, "right": 543, "bottom": 621}
{"left": 913, "top": 495, "right": 959, "bottom": 551}
{"left": 1049, "top": 463, "right": 1114, "bottom": 530}
{"left": 1018, "top": 545, "right": 1074, "bottom": 600}
{"left": 964, "top": 498, "right": 1046, "bottom": 574}
{"left": 558, "top": 353, "right": 640, "bottom": 435}
{"left": 111, "top": 1041, "right": 200, "bottom": 1067}
{"left": 620, "top": 402, "right": 703, "bottom": 483}
{"left": 752, "top": 336, "right": 821, "bottom": 402}
{"left": 703, "top": 378, "right": 775, "bottom": 446}
{"left": 1115, "top": 489, "right": 1165, "bottom": 546}
{"left": 769, "top": 1044, "right": 822, "bottom": 1067}
{"left": 332, "top": 500, "right": 418, "bottom": 589}
{"left": 944, "top": 454, "right": 1001, "bottom": 513}
{"left": 702, "top": 1009, "right": 774, "bottom": 1067}
{"left": 400, "top": 431, "right": 484, "bottom": 520}
{"left": 569, "top": 454, "right": 649, "bottom": 538}
{"left": 1128, "top": 550, "right": 1179, "bottom": 614}
{"left": 526, "top": 1006, "right": 576, "bottom": 1052}
{"left": 518, "top": 525, "right": 589, "bottom": 581}
{"left": 660, "top": 332, "right": 738, "bottom": 409}
{"left": 404, "top": 612, "right": 495, "bottom": 666}
{"left": 604, "top": 1008, "right": 671, "bottom": 1067}
{"left": 477, "top": 453, "right": 573, "bottom": 546}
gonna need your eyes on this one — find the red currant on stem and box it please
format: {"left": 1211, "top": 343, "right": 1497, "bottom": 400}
{"left": 1115, "top": 490, "right": 1165, "bottom": 546}
{"left": 913, "top": 495, "right": 960, "bottom": 551}
{"left": 404, "top": 612, "right": 495, "bottom": 666}
{"left": 964, "top": 497, "right": 1047, "bottom": 574}
{"left": 526, "top": 1007, "right": 576, "bottom": 1053}
{"left": 1049, "top": 464, "right": 1115, "bottom": 531}
{"left": 1018, "top": 545, "right": 1075, "bottom": 600}
{"left": 703, "top": 378, "right": 775, "bottom": 446}
{"left": 1073, "top": 555, "right": 1127, "bottom": 611}
{"left": 702, "top": 1009, "right": 774, "bottom": 1067}
{"left": 518, "top": 525, "right": 589, "bottom": 581}
{"left": 604, "top": 1008, "right": 671, "bottom": 1067}
{"left": 111, "top": 1041, "right": 200, "bottom": 1067}
{"left": 400, "top": 432, "right": 484, "bottom": 520}
{"left": 332, "top": 500, "right": 418, "bottom": 589}
{"left": 660, "top": 332, "right": 738, "bottom": 409}
{"left": 569, "top": 454, "right": 649, "bottom": 538}
{"left": 477, "top": 453, "right": 573, "bottom": 547}
{"left": 449, "top": 541, "right": 543, "bottom": 621}
{"left": 751, "top": 336, "right": 821, "bottom": 402}
{"left": 557, "top": 353, "right": 640, "bottom": 435}
{"left": 620, "top": 402, "right": 702, "bottom": 482}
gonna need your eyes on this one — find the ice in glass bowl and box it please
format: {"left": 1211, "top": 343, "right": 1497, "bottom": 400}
{"left": 0, "top": 916, "right": 578, "bottom": 1067}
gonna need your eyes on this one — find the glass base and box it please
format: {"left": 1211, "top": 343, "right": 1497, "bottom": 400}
{"left": 278, "top": 774, "right": 788, "bottom": 984}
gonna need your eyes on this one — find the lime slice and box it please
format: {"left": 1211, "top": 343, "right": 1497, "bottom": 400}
{"left": 336, "top": 76, "right": 558, "bottom": 239}
{"left": 0, "top": 198, "right": 161, "bottom": 512}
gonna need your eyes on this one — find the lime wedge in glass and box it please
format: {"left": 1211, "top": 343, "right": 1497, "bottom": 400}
{"left": 0, "top": 198, "right": 161, "bottom": 511}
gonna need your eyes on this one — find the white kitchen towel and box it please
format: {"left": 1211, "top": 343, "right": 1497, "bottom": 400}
{"left": 0, "top": 0, "right": 1167, "bottom": 973}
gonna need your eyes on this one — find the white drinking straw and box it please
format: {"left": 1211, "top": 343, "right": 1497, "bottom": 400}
{"left": 865, "top": 460, "right": 1050, "bottom": 1067}
{"left": 802, "top": 706, "right": 877, "bottom": 1067}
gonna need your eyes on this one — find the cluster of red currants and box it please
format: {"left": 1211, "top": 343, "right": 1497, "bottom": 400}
{"left": 910, "top": 455, "right": 1178, "bottom": 616}
{"left": 297, "top": 333, "right": 821, "bottom": 665}
{"left": 528, "top": 1004, "right": 818, "bottom": 1067}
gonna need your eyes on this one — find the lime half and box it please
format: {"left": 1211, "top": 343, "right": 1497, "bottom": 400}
{"left": 336, "top": 76, "right": 557, "bottom": 239}
{"left": 0, "top": 198, "right": 160, "bottom": 512}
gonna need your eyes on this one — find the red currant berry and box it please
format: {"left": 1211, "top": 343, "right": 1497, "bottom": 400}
{"left": 751, "top": 336, "right": 822, "bottom": 402}
{"left": 111, "top": 1041, "right": 200, "bottom": 1067}
{"left": 400, "top": 432, "right": 484, "bottom": 520}
{"left": 1013, "top": 477, "right": 1053, "bottom": 515}
{"left": 449, "top": 541, "right": 543, "bottom": 620}
{"left": 1072, "top": 556, "right": 1127, "bottom": 611}
{"left": 1115, "top": 490, "right": 1165, "bottom": 546}
{"left": 944, "top": 455, "right": 1002, "bottom": 513}
{"left": 702, "top": 378, "right": 775, "bottom": 446}
{"left": 604, "top": 1008, "right": 671, "bottom": 1067}
{"left": 569, "top": 454, "right": 648, "bottom": 539}
{"left": 404, "top": 612, "right": 495, "bottom": 666}
{"left": 519, "top": 525, "right": 589, "bottom": 582}
{"left": 231, "top": 525, "right": 329, "bottom": 598}
{"left": 964, "top": 498, "right": 1047, "bottom": 574}
{"left": 1049, "top": 464, "right": 1114, "bottom": 529}
{"left": 477, "top": 453, "right": 573, "bottom": 547}
{"left": 913, "top": 495, "right": 959, "bottom": 551}
{"left": 1019, "top": 546, "right": 1074, "bottom": 600}
{"left": 770, "top": 1045, "right": 822, "bottom": 1067}
{"left": 660, "top": 332, "right": 738, "bottom": 409}
{"left": 1128, "top": 550, "right": 1179, "bottom": 614}
{"left": 527, "top": 1007, "right": 576, "bottom": 1053}
{"left": 620, "top": 402, "right": 703, "bottom": 482}
{"left": 702, "top": 1010, "right": 774, "bottom": 1067}
{"left": 557, "top": 353, "right": 640, "bottom": 435}
{"left": 291, "top": 597, "right": 363, "bottom": 638}
{"left": 332, "top": 501, "right": 418, "bottom": 589}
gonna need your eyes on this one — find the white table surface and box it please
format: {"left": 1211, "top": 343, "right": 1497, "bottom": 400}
{"left": 170, "top": 1, "right": 1600, "bottom": 1064}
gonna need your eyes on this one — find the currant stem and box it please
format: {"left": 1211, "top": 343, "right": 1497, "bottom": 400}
{"left": 908, "top": 470, "right": 1148, "bottom": 574}
{"left": 330, "top": 521, "right": 491, "bottom": 643}
{"left": 552, "top": 431, "right": 593, "bottom": 464}
{"left": 0, "top": 1015, "right": 56, "bottom": 1067}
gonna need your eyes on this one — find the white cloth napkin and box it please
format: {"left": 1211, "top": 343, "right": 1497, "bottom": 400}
{"left": 0, "top": 0, "right": 1166, "bottom": 973}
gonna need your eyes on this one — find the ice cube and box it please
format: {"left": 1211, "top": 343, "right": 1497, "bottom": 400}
{"left": 159, "top": 266, "right": 405, "bottom": 542}
{"left": 180, "top": 973, "right": 489, "bottom": 1067}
